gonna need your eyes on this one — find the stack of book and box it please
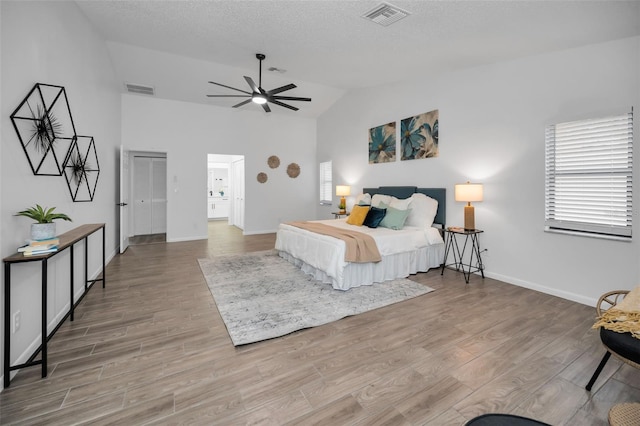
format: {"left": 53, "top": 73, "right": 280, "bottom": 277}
{"left": 18, "top": 237, "right": 60, "bottom": 256}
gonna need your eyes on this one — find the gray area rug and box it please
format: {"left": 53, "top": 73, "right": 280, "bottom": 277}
{"left": 198, "top": 250, "right": 435, "bottom": 346}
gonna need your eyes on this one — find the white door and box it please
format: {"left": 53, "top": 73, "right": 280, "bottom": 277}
{"left": 133, "top": 156, "right": 167, "bottom": 236}
{"left": 133, "top": 156, "right": 152, "bottom": 235}
{"left": 231, "top": 158, "right": 245, "bottom": 229}
{"left": 151, "top": 158, "right": 167, "bottom": 233}
{"left": 119, "top": 145, "right": 130, "bottom": 254}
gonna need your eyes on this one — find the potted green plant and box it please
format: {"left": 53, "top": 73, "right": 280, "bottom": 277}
{"left": 15, "top": 205, "right": 72, "bottom": 241}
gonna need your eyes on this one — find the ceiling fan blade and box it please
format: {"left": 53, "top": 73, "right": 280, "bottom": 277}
{"left": 207, "top": 95, "right": 251, "bottom": 98}
{"left": 262, "top": 103, "right": 271, "bottom": 113}
{"left": 271, "top": 95, "right": 312, "bottom": 102}
{"left": 232, "top": 99, "right": 253, "bottom": 108}
{"left": 208, "top": 81, "right": 251, "bottom": 95}
{"left": 244, "top": 76, "right": 260, "bottom": 93}
{"left": 267, "top": 84, "right": 296, "bottom": 95}
{"left": 269, "top": 99, "right": 299, "bottom": 111}
{"left": 269, "top": 96, "right": 311, "bottom": 102}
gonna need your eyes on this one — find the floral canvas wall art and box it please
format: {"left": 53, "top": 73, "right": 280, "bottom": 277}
{"left": 369, "top": 122, "right": 396, "bottom": 164}
{"left": 400, "top": 109, "right": 439, "bottom": 161}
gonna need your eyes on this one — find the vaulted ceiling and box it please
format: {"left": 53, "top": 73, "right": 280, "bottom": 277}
{"left": 76, "top": 0, "right": 640, "bottom": 117}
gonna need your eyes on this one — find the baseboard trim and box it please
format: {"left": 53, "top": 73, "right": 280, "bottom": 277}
{"left": 166, "top": 235, "right": 208, "bottom": 243}
{"left": 484, "top": 271, "right": 597, "bottom": 307}
{"left": 242, "top": 229, "right": 277, "bottom": 236}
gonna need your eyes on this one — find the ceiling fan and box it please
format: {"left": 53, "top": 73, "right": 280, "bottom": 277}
{"left": 207, "top": 53, "right": 311, "bottom": 112}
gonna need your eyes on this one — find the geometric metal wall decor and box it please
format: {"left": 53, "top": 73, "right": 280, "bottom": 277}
{"left": 62, "top": 136, "right": 100, "bottom": 202}
{"left": 10, "top": 83, "right": 101, "bottom": 202}
{"left": 10, "top": 83, "right": 77, "bottom": 176}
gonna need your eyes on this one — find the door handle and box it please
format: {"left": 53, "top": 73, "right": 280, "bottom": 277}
{"left": 117, "top": 202, "right": 128, "bottom": 206}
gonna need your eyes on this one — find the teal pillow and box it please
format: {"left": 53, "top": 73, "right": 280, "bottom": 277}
{"left": 379, "top": 207, "right": 410, "bottom": 230}
{"left": 363, "top": 206, "right": 386, "bottom": 228}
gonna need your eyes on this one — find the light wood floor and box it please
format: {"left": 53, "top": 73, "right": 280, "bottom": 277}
{"left": 1, "top": 221, "right": 638, "bottom": 425}
{"left": 129, "top": 233, "right": 167, "bottom": 245}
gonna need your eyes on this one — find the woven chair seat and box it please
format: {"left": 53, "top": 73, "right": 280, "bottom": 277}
{"left": 609, "top": 403, "right": 640, "bottom": 426}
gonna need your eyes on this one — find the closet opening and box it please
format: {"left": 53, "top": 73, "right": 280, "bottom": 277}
{"left": 130, "top": 151, "right": 167, "bottom": 245}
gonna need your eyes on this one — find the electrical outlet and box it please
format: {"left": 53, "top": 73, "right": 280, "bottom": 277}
{"left": 12, "top": 310, "right": 21, "bottom": 333}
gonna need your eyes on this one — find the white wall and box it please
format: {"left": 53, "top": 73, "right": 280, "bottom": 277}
{"left": 1, "top": 1, "right": 121, "bottom": 387}
{"left": 121, "top": 94, "right": 317, "bottom": 238}
{"left": 318, "top": 36, "right": 640, "bottom": 305}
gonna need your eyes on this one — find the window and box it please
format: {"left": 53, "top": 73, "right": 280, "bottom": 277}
{"left": 319, "top": 161, "right": 332, "bottom": 205}
{"left": 545, "top": 109, "right": 633, "bottom": 239}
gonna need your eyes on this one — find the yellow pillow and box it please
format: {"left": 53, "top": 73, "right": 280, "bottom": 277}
{"left": 346, "top": 205, "right": 370, "bottom": 226}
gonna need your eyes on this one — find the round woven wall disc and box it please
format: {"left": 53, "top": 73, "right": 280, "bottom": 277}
{"left": 267, "top": 155, "right": 280, "bottom": 169}
{"left": 286, "top": 163, "right": 300, "bottom": 178}
{"left": 257, "top": 172, "right": 268, "bottom": 183}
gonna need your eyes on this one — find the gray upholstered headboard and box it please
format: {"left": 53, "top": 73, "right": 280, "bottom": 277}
{"left": 362, "top": 186, "right": 446, "bottom": 228}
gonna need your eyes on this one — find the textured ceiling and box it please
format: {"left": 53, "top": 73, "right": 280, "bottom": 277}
{"left": 75, "top": 0, "right": 640, "bottom": 117}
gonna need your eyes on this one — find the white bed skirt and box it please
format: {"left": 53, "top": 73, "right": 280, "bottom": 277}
{"left": 278, "top": 244, "right": 444, "bottom": 291}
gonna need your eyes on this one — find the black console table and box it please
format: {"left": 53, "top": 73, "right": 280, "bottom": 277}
{"left": 3, "top": 223, "right": 105, "bottom": 388}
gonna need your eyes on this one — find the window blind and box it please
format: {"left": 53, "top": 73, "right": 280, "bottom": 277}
{"left": 319, "top": 161, "right": 332, "bottom": 204}
{"left": 545, "top": 109, "right": 633, "bottom": 238}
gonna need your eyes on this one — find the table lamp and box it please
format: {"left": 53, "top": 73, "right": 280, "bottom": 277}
{"left": 455, "top": 182, "right": 483, "bottom": 230}
{"left": 336, "top": 185, "right": 351, "bottom": 214}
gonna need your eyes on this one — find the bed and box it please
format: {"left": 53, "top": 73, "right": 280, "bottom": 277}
{"left": 275, "top": 186, "right": 446, "bottom": 290}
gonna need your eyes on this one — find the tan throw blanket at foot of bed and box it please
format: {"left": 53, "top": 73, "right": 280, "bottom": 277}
{"left": 287, "top": 221, "right": 381, "bottom": 263}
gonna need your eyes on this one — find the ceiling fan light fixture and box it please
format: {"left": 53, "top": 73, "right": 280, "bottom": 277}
{"left": 207, "top": 53, "right": 311, "bottom": 112}
{"left": 252, "top": 93, "right": 267, "bottom": 104}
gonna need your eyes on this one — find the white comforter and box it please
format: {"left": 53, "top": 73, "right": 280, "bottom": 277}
{"left": 275, "top": 219, "right": 444, "bottom": 290}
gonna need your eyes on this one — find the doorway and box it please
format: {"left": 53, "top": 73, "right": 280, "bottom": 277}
{"left": 207, "top": 154, "right": 245, "bottom": 233}
{"left": 131, "top": 151, "right": 167, "bottom": 244}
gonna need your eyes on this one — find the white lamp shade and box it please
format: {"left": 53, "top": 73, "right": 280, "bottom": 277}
{"left": 455, "top": 183, "right": 483, "bottom": 202}
{"left": 336, "top": 185, "right": 351, "bottom": 197}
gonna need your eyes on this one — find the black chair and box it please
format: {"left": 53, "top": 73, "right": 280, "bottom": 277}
{"left": 465, "top": 413, "right": 550, "bottom": 425}
{"left": 586, "top": 290, "right": 640, "bottom": 391}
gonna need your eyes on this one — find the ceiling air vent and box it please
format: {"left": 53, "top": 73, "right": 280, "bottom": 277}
{"left": 125, "top": 83, "right": 155, "bottom": 96}
{"left": 362, "top": 2, "right": 410, "bottom": 27}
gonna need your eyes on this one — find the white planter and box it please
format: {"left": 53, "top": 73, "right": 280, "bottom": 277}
{"left": 31, "top": 223, "right": 56, "bottom": 241}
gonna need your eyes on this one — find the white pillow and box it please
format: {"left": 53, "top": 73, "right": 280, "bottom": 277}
{"left": 355, "top": 193, "right": 372, "bottom": 205}
{"left": 388, "top": 196, "right": 412, "bottom": 211}
{"left": 406, "top": 193, "right": 438, "bottom": 228}
{"left": 371, "top": 194, "right": 392, "bottom": 208}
